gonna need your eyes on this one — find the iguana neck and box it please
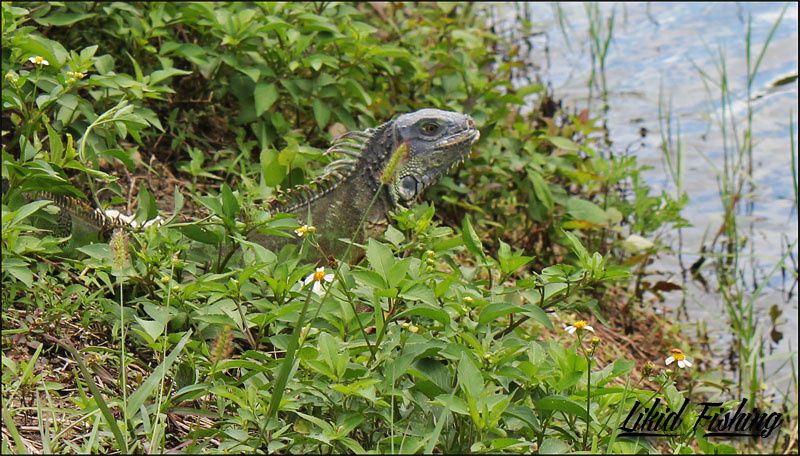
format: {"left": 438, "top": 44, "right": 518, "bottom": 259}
{"left": 264, "top": 120, "right": 397, "bottom": 216}
{"left": 250, "top": 120, "right": 399, "bottom": 258}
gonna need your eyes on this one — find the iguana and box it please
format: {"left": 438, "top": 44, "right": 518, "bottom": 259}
{"left": 9, "top": 108, "right": 480, "bottom": 260}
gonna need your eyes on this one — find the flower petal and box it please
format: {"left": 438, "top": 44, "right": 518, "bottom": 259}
{"left": 312, "top": 281, "right": 323, "bottom": 295}
{"left": 566, "top": 326, "right": 576, "bottom": 334}
{"left": 665, "top": 356, "right": 675, "bottom": 365}
{"left": 324, "top": 273, "right": 334, "bottom": 282}
{"left": 585, "top": 325, "right": 595, "bottom": 332}
{"left": 683, "top": 359, "right": 692, "bottom": 367}
{"left": 304, "top": 274, "right": 314, "bottom": 285}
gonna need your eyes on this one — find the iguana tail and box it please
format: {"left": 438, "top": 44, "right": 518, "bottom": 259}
{"left": 2, "top": 178, "right": 134, "bottom": 241}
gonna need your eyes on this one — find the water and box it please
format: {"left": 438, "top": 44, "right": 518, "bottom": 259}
{"left": 498, "top": 2, "right": 798, "bottom": 396}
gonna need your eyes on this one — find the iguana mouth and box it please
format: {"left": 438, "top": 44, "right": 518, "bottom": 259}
{"left": 435, "top": 127, "right": 480, "bottom": 150}
{"left": 437, "top": 127, "right": 480, "bottom": 172}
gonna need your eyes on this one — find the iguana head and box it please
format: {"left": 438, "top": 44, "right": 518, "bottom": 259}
{"left": 386, "top": 109, "right": 480, "bottom": 205}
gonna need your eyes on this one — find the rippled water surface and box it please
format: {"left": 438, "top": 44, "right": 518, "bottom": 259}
{"left": 499, "top": 2, "right": 798, "bottom": 392}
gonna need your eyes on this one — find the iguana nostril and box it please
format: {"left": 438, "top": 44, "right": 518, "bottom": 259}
{"left": 467, "top": 118, "right": 475, "bottom": 129}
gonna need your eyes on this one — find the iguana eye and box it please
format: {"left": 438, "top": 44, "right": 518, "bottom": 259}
{"left": 397, "top": 175, "right": 418, "bottom": 200}
{"left": 420, "top": 121, "right": 440, "bottom": 135}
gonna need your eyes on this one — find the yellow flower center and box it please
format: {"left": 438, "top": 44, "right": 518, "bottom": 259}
{"left": 671, "top": 349, "right": 685, "bottom": 361}
{"left": 313, "top": 270, "right": 326, "bottom": 281}
{"left": 573, "top": 320, "right": 587, "bottom": 330}
{"left": 33, "top": 56, "right": 44, "bottom": 64}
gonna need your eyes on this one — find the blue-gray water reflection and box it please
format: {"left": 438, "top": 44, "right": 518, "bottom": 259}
{"left": 500, "top": 2, "right": 798, "bottom": 396}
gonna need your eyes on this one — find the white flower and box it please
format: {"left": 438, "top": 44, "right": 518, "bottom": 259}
{"left": 29, "top": 56, "right": 49, "bottom": 66}
{"left": 621, "top": 234, "right": 654, "bottom": 254}
{"left": 665, "top": 348, "right": 693, "bottom": 369}
{"left": 295, "top": 224, "right": 316, "bottom": 238}
{"left": 303, "top": 267, "right": 334, "bottom": 295}
{"left": 564, "top": 319, "right": 594, "bottom": 334}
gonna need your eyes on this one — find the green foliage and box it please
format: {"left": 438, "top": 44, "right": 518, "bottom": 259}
{"left": 0, "top": 2, "right": 706, "bottom": 454}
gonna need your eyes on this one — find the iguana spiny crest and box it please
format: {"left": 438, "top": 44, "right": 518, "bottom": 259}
{"left": 265, "top": 108, "right": 479, "bottom": 216}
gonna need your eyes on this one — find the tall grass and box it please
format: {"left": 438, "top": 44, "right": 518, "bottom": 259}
{"left": 688, "top": 5, "right": 793, "bottom": 438}
{"left": 585, "top": 2, "right": 616, "bottom": 116}
{"left": 657, "top": 83, "right": 691, "bottom": 320}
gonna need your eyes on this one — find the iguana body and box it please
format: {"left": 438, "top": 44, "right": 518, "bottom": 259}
{"left": 13, "top": 109, "right": 479, "bottom": 260}
{"left": 250, "top": 109, "right": 480, "bottom": 257}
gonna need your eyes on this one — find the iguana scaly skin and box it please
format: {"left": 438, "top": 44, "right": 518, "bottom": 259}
{"left": 14, "top": 109, "right": 480, "bottom": 259}
{"left": 249, "top": 108, "right": 480, "bottom": 257}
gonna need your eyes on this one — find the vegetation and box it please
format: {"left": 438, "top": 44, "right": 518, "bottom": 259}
{"left": 1, "top": 2, "right": 795, "bottom": 454}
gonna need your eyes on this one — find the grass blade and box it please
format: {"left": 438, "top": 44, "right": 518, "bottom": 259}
{"left": 126, "top": 330, "right": 193, "bottom": 417}
{"left": 2, "top": 402, "right": 27, "bottom": 454}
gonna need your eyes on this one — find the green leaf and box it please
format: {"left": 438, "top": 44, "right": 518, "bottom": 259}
{"left": 521, "top": 301, "right": 553, "bottom": 329}
{"left": 148, "top": 67, "right": 192, "bottom": 85}
{"left": 424, "top": 405, "right": 451, "bottom": 454}
{"left": 527, "top": 169, "right": 554, "bottom": 211}
{"left": 539, "top": 438, "right": 572, "bottom": 454}
{"left": 351, "top": 270, "right": 386, "bottom": 289}
{"left": 220, "top": 184, "right": 239, "bottom": 220}
{"left": 99, "top": 149, "right": 135, "bottom": 171}
{"left": 457, "top": 352, "right": 483, "bottom": 399}
{"left": 33, "top": 12, "right": 96, "bottom": 26}
{"left": 8, "top": 200, "right": 51, "bottom": 227}
{"left": 94, "top": 54, "right": 115, "bottom": 74}
{"left": 496, "top": 240, "right": 534, "bottom": 275}
{"left": 394, "top": 306, "right": 450, "bottom": 326}
{"left": 398, "top": 283, "right": 437, "bottom": 306}
{"left": 46, "top": 124, "right": 63, "bottom": 164}
{"left": 478, "top": 302, "right": 526, "bottom": 326}
{"left": 77, "top": 244, "right": 112, "bottom": 262}
{"left": 260, "top": 148, "right": 287, "bottom": 187}
{"left": 536, "top": 395, "right": 587, "bottom": 421}
{"left": 3, "top": 261, "right": 33, "bottom": 287}
{"left": 384, "top": 225, "right": 404, "bottom": 246}
{"left": 179, "top": 225, "right": 222, "bottom": 245}
{"left": 254, "top": 82, "right": 279, "bottom": 117}
{"left": 134, "top": 184, "right": 158, "bottom": 224}
{"left": 13, "top": 34, "right": 68, "bottom": 68}
{"left": 565, "top": 197, "right": 608, "bottom": 225}
{"left": 134, "top": 317, "right": 166, "bottom": 342}
{"left": 386, "top": 258, "right": 410, "bottom": 288}
{"left": 365, "top": 239, "right": 395, "bottom": 282}
{"left": 317, "top": 332, "right": 346, "bottom": 380}
{"left": 461, "top": 215, "right": 484, "bottom": 259}
{"left": 433, "top": 394, "right": 469, "bottom": 415}
{"left": 561, "top": 230, "right": 590, "bottom": 265}
{"left": 196, "top": 195, "right": 224, "bottom": 218}
{"left": 545, "top": 136, "right": 580, "bottom": 152}
{"left": 312, "top": 99, "right": 330, "bottom": 130}
{"left": 368, "top": 46, "right": 412, "bottom": 59}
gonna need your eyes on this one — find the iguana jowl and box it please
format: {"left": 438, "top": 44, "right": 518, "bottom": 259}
{"left": 26, "top": 109, "right": 480, "bottom": 259}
